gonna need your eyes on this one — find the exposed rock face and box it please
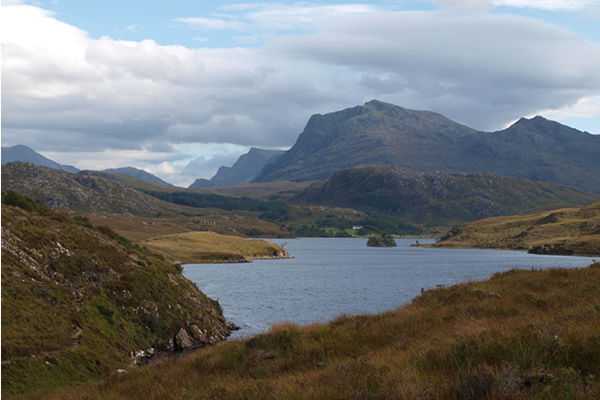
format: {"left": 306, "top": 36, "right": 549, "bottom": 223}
{"left": 189, "top": 147, "right": 285, "bottom": 188}
{"left": 102, "top": 167, "right": 173, "bottom": 186}
{"left": 1, "top": 198, "right": 234, "bottom": 395}
{"left": 294, "top": 165, "right": 599, "bottom": 225}
{"left": 175, "top": 328, "right": 195, "bottom": 350}
{"left": 1, "top": 162, "right": 178, "bottom": 216}
{"left": 255, "top": 100, "right": 600, "bottom": 194}
{"left": 1, "top": 144, "right": 79, "bottom": 173}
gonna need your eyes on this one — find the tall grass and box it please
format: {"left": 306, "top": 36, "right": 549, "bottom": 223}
{"left": 39, "top": 263, "right": 600, "bottom": 400}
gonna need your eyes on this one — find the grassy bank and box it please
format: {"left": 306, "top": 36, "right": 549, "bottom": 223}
{"left": 40, "top": 263, "right": 600, "bottom": 400}
{"left": 141, "top": 231, "right": 291, "bottom": 264}
{"left": 1, "top": 194, "right": 233, "bottom": 398}
{"left": 431, "top": 201, "right": 600, "bottom": 256}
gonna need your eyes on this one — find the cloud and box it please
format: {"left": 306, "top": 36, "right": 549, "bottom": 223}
{"left": 435, "top": 0, "right": 595, "bottom": 11}
{"left": 269, "top": 10, "right": 600, "bottom": 128}
{"left": 175, "top": 17, "right": 249, "bottom": 31}
{"left": 494, "top": 0, "right": 595, "bottom": 11}
{"left": 2, "top": 3, "right": 599, "bottom": 184}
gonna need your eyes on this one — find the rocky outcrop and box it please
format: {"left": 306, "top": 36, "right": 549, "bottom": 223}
{"left": 1, "top": 196, "right": 235, "bottom": 396}
{"left": 1, "top": 162, "right": 178, "bottom": 216}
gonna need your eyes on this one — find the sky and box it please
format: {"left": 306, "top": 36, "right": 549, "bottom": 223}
{"left": 2, "top": 0, "right": 600, "bottom": 186}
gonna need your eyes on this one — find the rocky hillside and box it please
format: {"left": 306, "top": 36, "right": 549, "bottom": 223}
{"left": 1, "top": 193, "right": 235, "bottom": 397}
{"left": 256, "top": 100, "right": 600, "bottom": 193}
{"left": 295, "top": 165, "right": 599, "bottom": 226}
{"left": 1, "top": 162, "right": 179, "bottom": 216}
{"left": 190, "top": 147, "right": 285, "bottom": 188}
{"left": 102, "top": 167, "right": 172, "bottom": 186}
{"left": 1, "top": 144, "right": 79, "bottom": 173}
{"left": 432, "top": 201, "right": 600, "bottom": 256}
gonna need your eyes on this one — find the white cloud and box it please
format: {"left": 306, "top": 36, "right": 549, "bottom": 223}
{"left": 494, "top": 0, "right": 595, "bottom": 11}
{"left": 2, "top": 3, "right": 600, "bottom": 184}
{"left": 539, "top": 95, "right": 600, "bottom": 119}
{"left": 435, "top": 0, "right": 595, "bottom": 11}
{"left": 175, "top": 17, "right": 249, "bottom": 31}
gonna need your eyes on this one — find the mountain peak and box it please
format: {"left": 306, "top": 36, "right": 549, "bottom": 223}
{"left": 364, "top": 99, "right": 394, "bottom": 107}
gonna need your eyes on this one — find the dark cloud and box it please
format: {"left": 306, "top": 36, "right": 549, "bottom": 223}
{"left": 2, "top": 4, "right": 599, "bottom": 182}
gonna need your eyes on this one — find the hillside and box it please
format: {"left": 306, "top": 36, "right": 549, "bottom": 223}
{"left": 1, "top": 162, "right": 180, "bottom": 216}
{"left": 295, "top": 165, "right": 599, "bottom": 226}
{"left": 1, "top": 144, "right": 79, "bottom": 173}
{"left": 142, "top": 231, "right": 290, "bottom": 263}
{"left": 432, "top": 201, "right": 600, "bottom": 256}
{"left": 102, "top": 167, "right": 172, "bottom": 186}
{"left": 255, "top": 100, "right": 600, "bottom": 193}
{"left": 39, "top": 264, "right": 600, "bottom": 400}
{"left": 189, "top": 148, "right": 285, "bottom": 188}
{"left": 1, "top": 194, "right": 235, "bottom": 397}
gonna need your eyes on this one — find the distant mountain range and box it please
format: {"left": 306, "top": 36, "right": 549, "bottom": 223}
{"left": 294, "top": 165, "right": 599, "bottom": 225}
{"left": 1, "top": 144, "right": 79, "bottom": 173}
{"left": 2, "top": 144, "right": 173, "bottom": 186}
{"left": 1, "top": 162, "right": 178, "bottom": 216}
{"left": 256, "top": 100, "right": 600, "bottom": 194}
{"left": 103, "top": 167, "right": 172, "bottom": 186}
{"left": 189, "top": 148, "right": 285, "bottom": 188}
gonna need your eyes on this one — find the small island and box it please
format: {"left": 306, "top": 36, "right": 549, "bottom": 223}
{"left": 367, "top": 233, "right": 397, "bottom": 247}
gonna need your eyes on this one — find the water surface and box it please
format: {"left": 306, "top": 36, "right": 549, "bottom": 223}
{"left": 183, "top": 238, "right": 596, "bottom": 338}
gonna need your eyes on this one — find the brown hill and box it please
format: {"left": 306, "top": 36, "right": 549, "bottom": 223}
{"left": 294, "top": 165, "right": 599, "bottom": 226}
{"left": 432, "top": 201, "right": 600, "bottom": 256}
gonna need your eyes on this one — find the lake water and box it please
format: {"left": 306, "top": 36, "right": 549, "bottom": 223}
{"left": 183, "top": 238, "right": 597, "bottom": 338}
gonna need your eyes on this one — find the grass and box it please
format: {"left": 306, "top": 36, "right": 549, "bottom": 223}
{"left": 86, "top": 213, "right": 291, "bottom": 242}
{"left": 141, "top": 231, "right": 291, "bottom": 264}
{"left": 36, "top": 263, "right": 600, "bottom": 400}
{"left": 431, "top": 201, "right": 600, "bottom": 256}
{"left": 2, "top": 196, "right": 232, "bottom": 398}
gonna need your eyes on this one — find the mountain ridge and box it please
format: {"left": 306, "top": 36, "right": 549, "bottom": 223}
{"left": 102, "top": 166, "right": 172, "bottom": 186}
{"left": 255, "top": 100, "right": 600, "bottom": 193}
{"left": 189, "top": 147, "right": 285, "bottom": 188}
{"left": 1, "top": 144, "right": 79, "bottom": 173}
{"left": 294, "top": 165, "right": 600, "bottom": 226}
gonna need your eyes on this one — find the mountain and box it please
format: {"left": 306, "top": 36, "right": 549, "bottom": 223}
{"left": 1, "top": 162, "right": 179, "bottom": 216}
{"left": 255, "top": 100, "right": 600, "bottom": 193}
{"left": 1, "top": 144, "right": 79, "bottom": 173}
{"left": 294, "top": 165, "right": 600, "bottom": 226}
{"left": 432, "top": 201, "right": 600, "bottom": 256}
{"left": 189, "top": 147, "right": 285, "bottom": 188}
{"left": 102, "top": 166, "right": 172, "bottom": 186}
{"left": 1, "top": 192, "right": 234, "bottom": 396}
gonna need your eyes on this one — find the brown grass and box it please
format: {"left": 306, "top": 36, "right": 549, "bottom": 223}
{"left": 141, "top": 231, "right": 290, "bottom": 264}
{"left": 86, "top": 213, "right": 291, "bottom": 242}
{"left": 35, "top": 263, "right": 600, "bottom": 400}
{"left": 432, "top": 201, "right": 600, "bottom": 256}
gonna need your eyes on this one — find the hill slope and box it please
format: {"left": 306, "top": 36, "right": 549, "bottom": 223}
{"left": 432, "top": 201, "right": 600, "bottom": 256}
{"left": 255, "top": 100, "right": 600, "bottom": 193}
{"left": 189, "top": 148, "right": 285, "bottom": 188}
{"left": 1, "top": 144, "right": 79, "bottom": 173}
{"left": 1, "top": 162, "right": 179, "bottom": 216}
{"left": 102, "top": 167, "right": 172, "bottom": 186}
{"left": 295, "top": 166, "right": 599, "bottom": 226}
{"left": 1, "top": 195, "right": 234, "bottom": 397}
{"left": 41, "top": 264, "right": 600, "bottom": 400}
